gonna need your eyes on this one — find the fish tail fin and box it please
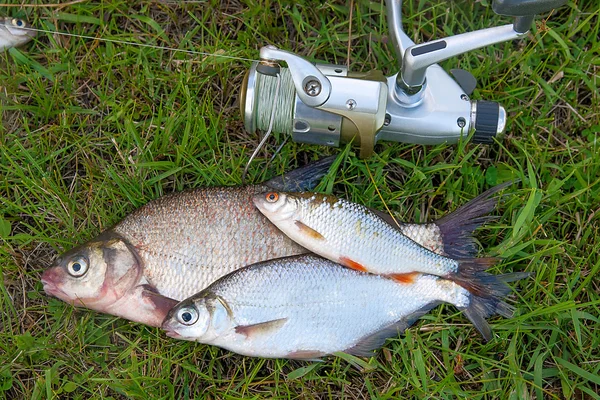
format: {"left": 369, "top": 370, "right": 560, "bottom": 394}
{"left": 449, "top": 260, "right": 530, "bottom": 340}
{"left": 435, "top": 181, "right": 514, "bottom": 258}
{"left": 266, "top": 155, "right": 337, "bottom": 192}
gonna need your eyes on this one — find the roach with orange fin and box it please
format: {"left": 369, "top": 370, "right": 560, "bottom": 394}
{"left": 162, "top": 254, "right": 525, "bottom": 358}
{"left": 253, "top": 184, "right": 513, "bottom": 280}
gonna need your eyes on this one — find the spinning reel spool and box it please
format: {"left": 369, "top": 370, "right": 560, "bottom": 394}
{"left": 240, "top": 0, "right": 568, "bottom": 158}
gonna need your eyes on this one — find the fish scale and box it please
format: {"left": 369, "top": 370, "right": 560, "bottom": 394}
{"left": 113, "top": 185, "right": 306, "bottom": 300}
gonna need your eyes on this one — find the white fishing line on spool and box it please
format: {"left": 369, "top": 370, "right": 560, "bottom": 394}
{"left": 253, "top": 67, "right": 296, "bottom": 135}
{"left": 242, "top": 71, "right": 283, "bottom": 184}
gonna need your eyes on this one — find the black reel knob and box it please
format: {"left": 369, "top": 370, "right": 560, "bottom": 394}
{"left": 473, "top": 101, "right": 505, "bottom": 144}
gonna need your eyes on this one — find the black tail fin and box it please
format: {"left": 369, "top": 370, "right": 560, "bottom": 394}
{"left": 435, "top": 181, "right": 515, "bottom": 259}
{"left": 449, "top": 260, "right": 530, "bottom": 340}
{"left": 266, "top": 155, "right": 337, "bottom": 192}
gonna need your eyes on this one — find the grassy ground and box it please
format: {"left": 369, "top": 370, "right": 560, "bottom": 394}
{"left": 1, "top": 0, "right": 598, "bottom": 398}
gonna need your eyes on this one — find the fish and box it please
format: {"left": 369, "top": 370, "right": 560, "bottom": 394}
{"left": 0, "top": 17, "right": 36, "bottom": 51}
{"left": 253, "top": 183, "right": 515, "bottom": 288}
{"left": 162, "top": 254, "right": 524, "bottom": 358}
{"left": 42, "top": 166, "right": 507, "bottom": 328}
{"left": 41, "top": 157, "right": 335, "bottom": 327}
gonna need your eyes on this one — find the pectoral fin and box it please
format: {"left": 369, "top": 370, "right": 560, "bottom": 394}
{"left": 295, "top": 221, "right": 325, "bottom": 241}
{"left": 141, "top": 285, "right": 178, "bottom": 317}
{"left": 234, "top": 318, "right": 288, "bottom": 338}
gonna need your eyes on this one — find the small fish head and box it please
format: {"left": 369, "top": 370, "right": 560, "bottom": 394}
{"left": 1, "top": 17, "right": 36, "bottom": 45}
{"left": 252, "top": 191, "right": 299, "bottom": 223}
{"left": 162, "top": 295, "right": 231, "bottom": 342}
{"left": 41, "top": 232, "right": 142, "bottom": 311}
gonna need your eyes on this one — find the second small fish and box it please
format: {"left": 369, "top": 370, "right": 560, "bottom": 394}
{"left": 162, "top": 254, "right": 520, "bottom": 358}
{"left": 0, "top": 17, "right": 36, "bottom": 51}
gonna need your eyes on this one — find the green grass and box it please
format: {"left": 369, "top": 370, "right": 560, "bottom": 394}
{"left": 1, "top": 0, "right": 599, "bottom": 398}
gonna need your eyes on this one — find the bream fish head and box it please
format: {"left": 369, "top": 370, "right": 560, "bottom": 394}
{"left": 0, "top": 17, "right": 36, "bottom": 50}
{"left": 252, "top": 191, "right": 300, "bottom": 223}
{"left": 162, "top": 295, "right": 231, "bottom": 342}
{"left": 41, "top": 232, "right": 142, "bottom": 311}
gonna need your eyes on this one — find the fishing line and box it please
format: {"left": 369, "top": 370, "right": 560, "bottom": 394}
{"left": 242, "top": 70, "right": 282, "bottom": 184}
{"left": 17, "top": 25, "right": 259, "bottom": 62}
{"left": 254, "top": 67, "right": 295, "bottom": 135}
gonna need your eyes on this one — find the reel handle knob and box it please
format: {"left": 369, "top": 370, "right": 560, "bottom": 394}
{"left": 492, "top": 0, "right": 568, "bottom": 32}
{"left": 471, "top": 101, "right": 507, "bottom": 144}
{"left": 492, "top": 0, "right": 568, "bottom": 17}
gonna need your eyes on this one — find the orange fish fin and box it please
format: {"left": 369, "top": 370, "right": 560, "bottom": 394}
{"left": 339, "top": 256, "right": 368, "bottom": 273}
{"left": 294, "top": 220, "right": 325, "bottom": 241}
{"left": 387, "top": 272, "right": 419, "bottom": 284}
{"left": 234, "top": 318, "right": 288, "bottom": 338}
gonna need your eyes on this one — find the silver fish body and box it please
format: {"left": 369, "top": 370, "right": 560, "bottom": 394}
{"left": 162, "top": 254, "right": 516, "bottom": 358}
{"left": 0, "top": 17, "right": 35, "bottom": 51}
{"left": 254, "top": 192, "right": 463, "bottom": 279}
{"left": 112, "top": 185, "right": 307, "bottom": 300}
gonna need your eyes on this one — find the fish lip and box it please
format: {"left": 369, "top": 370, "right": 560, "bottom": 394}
{"left": 163, "top": 328, "right": 181, "bottom": 339}
{"left": 166, "top": 331, "right": 181, "bottom": 339}
{"left": 161, "top": 319, "right": 182, "bottom": 339}
{"left": 40, "top": 268, "right": 67, "bottom": 298}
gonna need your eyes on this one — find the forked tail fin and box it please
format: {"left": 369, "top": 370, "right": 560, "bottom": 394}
{"left": 452, "top": 264, "right": 530, "bottom": 340}
{"left": 435, "top": 181, "right": 514, "bottom": 258}
{"left": 266, "top": 155, "right": 337, "bottom": 192}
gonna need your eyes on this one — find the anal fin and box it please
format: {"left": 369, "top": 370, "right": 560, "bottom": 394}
{"left": 287, "top": 349, "right": 326, "bottom": 361}
{"left": 387, "top": 272, "right": 419, "bottom": 284}
{"left": 344, "top": 302, "right": 439, "bottom": 357}
{"left": 235, "top": 318, "right": 288, "bottom": 338}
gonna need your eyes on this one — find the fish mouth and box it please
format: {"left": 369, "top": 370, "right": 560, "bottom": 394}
{"left": 161, "top": 319, "right": 182, "bottom": 339}
{"left": 40, "top": 268, "right": 67, "bottom": 299}
{"left": 162, "top": 326, "right": 182, "bottom": 339}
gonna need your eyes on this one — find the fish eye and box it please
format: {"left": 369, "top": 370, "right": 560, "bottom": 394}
{"left": 265, "top": 192, "right": 279, "bottom": 203}
{"left": 67, "top": 257, "right": 88, "bottom": 277}
{"left": 12, "top": 19, "right": 25, "bottom": 28}
{"left": 177, "top": 306, "right": 199, "bottom": 326}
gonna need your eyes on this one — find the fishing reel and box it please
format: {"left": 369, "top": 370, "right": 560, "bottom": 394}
{"left": 241, "top": 0, "right": 567, "bottom": 158}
